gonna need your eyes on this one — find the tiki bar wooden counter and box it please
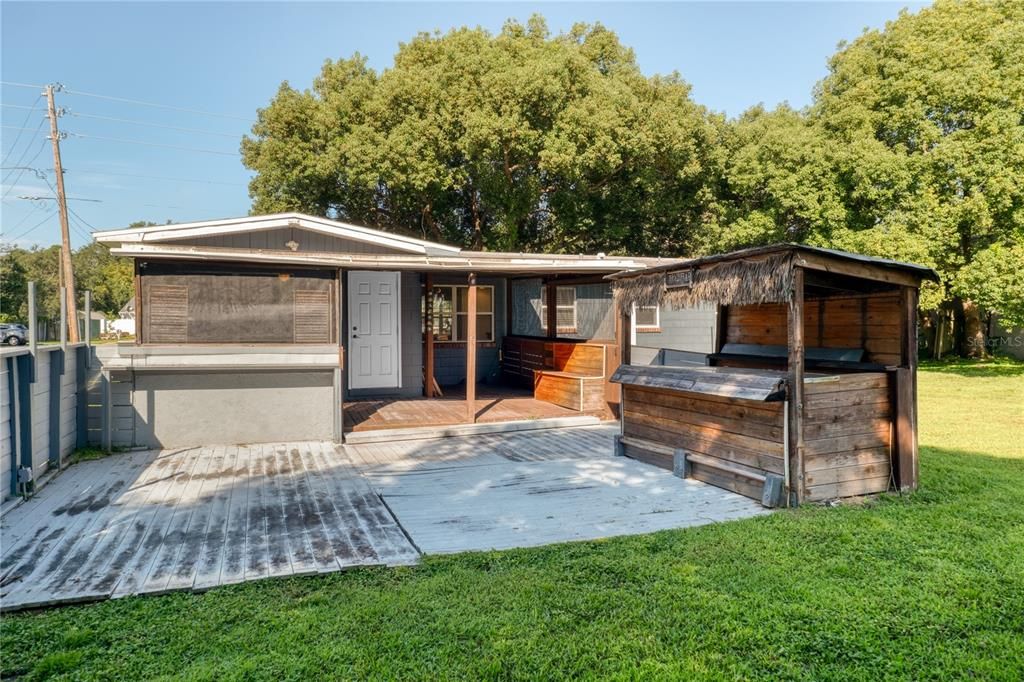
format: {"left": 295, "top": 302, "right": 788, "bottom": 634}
{"left": 609, "top": 244, "right": 938, "bottom": 507}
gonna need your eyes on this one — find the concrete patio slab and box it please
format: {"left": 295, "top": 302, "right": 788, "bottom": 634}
{"left": 352, "top": 425, "right": 769, "bottom": 554}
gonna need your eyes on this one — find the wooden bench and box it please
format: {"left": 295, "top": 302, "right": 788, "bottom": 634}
{"left": 534, "top": 343, "right": 607, "bottom": 412}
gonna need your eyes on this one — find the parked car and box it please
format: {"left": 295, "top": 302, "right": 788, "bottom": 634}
{"left": 1, "top": 323, "right": 28, "bottom": 346}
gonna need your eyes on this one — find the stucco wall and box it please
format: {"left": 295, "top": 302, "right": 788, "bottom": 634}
{"left": 130, "top": 370, "right": 335, "bottom": 448}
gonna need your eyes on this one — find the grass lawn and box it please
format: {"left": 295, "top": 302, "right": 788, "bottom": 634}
{"left": 2, "top": 360, "right": 1022, "bottom": 680}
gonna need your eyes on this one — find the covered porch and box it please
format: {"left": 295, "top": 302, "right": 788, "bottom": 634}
{"left": 340, "top": 265, "right": 643, "bottom": 438}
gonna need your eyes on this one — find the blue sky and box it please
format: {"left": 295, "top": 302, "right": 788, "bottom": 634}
{"left": 2, "top": 1, "right": 924, "bottom": 248}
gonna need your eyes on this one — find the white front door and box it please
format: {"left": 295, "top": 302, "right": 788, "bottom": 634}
{"left": 347, "top": 271, "right": 400, "bottom": 390}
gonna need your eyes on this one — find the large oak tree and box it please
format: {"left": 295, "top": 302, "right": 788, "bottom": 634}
{"left": 242, "top": 17, "right": 723, "bottom": 254}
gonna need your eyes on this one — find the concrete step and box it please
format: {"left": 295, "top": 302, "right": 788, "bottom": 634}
{"left": 342, "top": 415, "right": 604, "bottom": 444}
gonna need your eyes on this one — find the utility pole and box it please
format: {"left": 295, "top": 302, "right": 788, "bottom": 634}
{"left": 45, "top": 83, "right": 80, "bottom": 342}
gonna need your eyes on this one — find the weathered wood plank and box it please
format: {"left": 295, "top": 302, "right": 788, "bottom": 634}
{"left": 804, "top": 475, "right": 891, "bottom": 501}
{"left": 219, "top": 445, "right": 252, "bottom": 585}
{"left": 804, "top": 431, "right": 890, "bottom": 457}
{"left": 110, "top": 447, "right": 204, "bottom": 598}
{"left": 193, "top": 445, "right": 239, "bottom": 590}
{"left": 624, "top": 385, "right": 783, "bottom": 423}
{"left": 804, "top": 447, "right": 891, "bottom": 472}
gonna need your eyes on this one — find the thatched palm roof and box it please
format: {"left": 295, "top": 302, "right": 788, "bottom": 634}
{"left": 609, "top": 243, "right": 938, "bottom": 312}
{"left": 612, "top": 251, "right": 794, "bottom": 312}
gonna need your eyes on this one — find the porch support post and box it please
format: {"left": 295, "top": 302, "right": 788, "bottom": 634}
{"left": 786, "top": 266, "right": 806, "bottom": 505}
{"left": 545, "top": 281, "right": 557, "bottom": 338}
{"left": 894, "top": 285, "right": 920, "bottom": 490}
{"left": 425, "top": 273, "right": 435, "bottom": 398}
{"left": 466, "top": 272, "right": 478, "bottom": 423}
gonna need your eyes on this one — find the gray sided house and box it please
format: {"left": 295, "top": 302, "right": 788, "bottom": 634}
{"left": 91, "top": 213, "right": 696, "bottom": 448}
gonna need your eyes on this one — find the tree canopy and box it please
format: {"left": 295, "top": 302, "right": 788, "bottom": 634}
{"left": 242, "top": 17, "right": 723, "bottom": 254}
{"left": 0, "top": 221, "right": 153, "bottom": 325}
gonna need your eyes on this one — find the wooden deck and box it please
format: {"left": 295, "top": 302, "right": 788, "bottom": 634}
{"left": 1, "top": 426, "right": 767, "bottom": 612}
{"left": 0, "top": 442, "right": 418, "bottom": 611}
{"left": 344, "top": 385, "right": 599, "bottom": 432}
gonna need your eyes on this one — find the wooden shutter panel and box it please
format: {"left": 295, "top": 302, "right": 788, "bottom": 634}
{"left": 294, "top": 289, "right": 331, "bottom": 343}
{"left": 147, "top": 284, "right": 188, "bottom": 343}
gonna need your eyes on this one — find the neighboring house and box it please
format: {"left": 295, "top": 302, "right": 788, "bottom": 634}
{"left": 110, "top": 297, "right": 136, "bottom": 336}
{"left": 91, "top": 213, "right": 692, "bottom": 448}
{"left": 77, "top": 309, "right": 111, "bottom": 338}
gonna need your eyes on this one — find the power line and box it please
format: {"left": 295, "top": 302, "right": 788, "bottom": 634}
{"left": 3, "top": 200, "right": 47, "bottom": 233}
{"left": 62, "top": 87, "right": 252, "bottom": 122}
{"left": 16, "top": 195, "right": 104, "bottom": 203}
{"left": 0, "top": 166, "right": 47, "bottom": 179}
{"left": 0, "top": 81, "right": 46, "bottom": 91}
{"left": 67, "top": 131, "right": 240, "bottom": 156}
{"left": 1, "top": 95, "right": 44, "bottom": 165}
{"left": 1, "top": 124, "right": 46, "bottom": 133}
{"left": 68, "top": 204, "right": 97, "bottom": 231}
{"left": 1, "top": 102, "right": 42, "bottom": 111}
{"left": 6, "top": 209, "right": 58, "bottom": 243}
{"left": 67, "top": 211, "right": 94, "bottom": 242}
{"left": 68, "top": 111, "right": 242, "bottom": 138}
{"left": 68, "top": 166, "right": 248, "bottom": 187}
{"left": 2, "top": 135, "right": 48, "bottom": 198}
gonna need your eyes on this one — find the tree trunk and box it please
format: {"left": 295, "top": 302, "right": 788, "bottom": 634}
{"left": 953, "top": 296, "right": 986, "bottom": 358}
{"left": 963, "top": 300, "right": 986, "bottom": 358}
{"left": 469, "top": 190, "right": 484, "bottom": 251}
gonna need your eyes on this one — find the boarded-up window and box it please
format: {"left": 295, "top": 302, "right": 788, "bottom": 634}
{"left": 140, "top": 261, "right": 336, "bottom": 344}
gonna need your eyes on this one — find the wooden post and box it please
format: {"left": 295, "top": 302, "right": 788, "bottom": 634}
{"left": 45, "top": 84, "right": 80, "bottom": 343}
{"left": 786, "top": 267, "right": 806, "bottom": 504}
{"left": 715, "top": 304, "right": 729, "bottom": 353}
{"left": 505, "top": 278, "right": 514, "bottom": 336}
{"left": 84, "top": 290, "right": 92, "bottom": 358}
{"left": 619, "top": 308, "right": 632, "bottom": 367}
{"left": 337, "top": 269, "right": 345, "bottom": 438}
{"left": 59, "top": 286, "right": 67, "bottom": 351}
{"left": 894, "top": 286, "right": 920, "bottom": 490}
{"left": 134, "top": 260, "right": 143, "bottom": 344}
{"left": 466, "top": 273, "right": 478, "bottom": 423}
{"left": 545, "top": 281, "right": 557, "bottom": 338}
{"left": 27, "top": 281, "right": 38, "bottom": 366}
{"left": 425, "top": 273, "right": 435, "bottom": 398}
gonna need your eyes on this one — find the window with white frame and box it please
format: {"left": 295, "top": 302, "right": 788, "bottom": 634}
{"left": 634, "top": 304, "right": 660, "bottom": 331}
{"left": 540, "top": 286, "right": 577, "bottom": 334}
{"left": 423, "top": 285, "right": 494, "bottom": 342}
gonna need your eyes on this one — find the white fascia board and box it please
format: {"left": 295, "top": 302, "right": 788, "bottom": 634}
{"left": 93, "top": 212, "right": 461, "bottom": 255}
{"left": 111, "top": 244, "right": 648, "bottom": 273}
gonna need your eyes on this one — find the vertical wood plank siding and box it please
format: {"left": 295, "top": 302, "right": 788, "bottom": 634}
{"left": 724, "top": 291, "right": 903, "bottom": 365}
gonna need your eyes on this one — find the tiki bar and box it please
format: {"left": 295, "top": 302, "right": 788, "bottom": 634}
{"left": 608, "top": 244, "right": 938, "bottom": 507}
